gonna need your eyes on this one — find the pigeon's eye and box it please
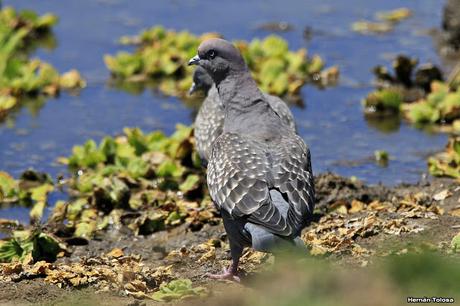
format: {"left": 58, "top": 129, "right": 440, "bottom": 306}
{"left": 208, "top": 50, "right": 216, "bottom": 59}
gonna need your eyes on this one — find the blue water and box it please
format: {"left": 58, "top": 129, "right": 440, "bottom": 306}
{"left": 0, "top": 0, "right": 449, "bottom": 222}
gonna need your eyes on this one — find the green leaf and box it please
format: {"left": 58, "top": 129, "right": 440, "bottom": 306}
{"left": 451, "top": 232, "right": 460, "bottom": 252}
{"left": 261, "top": 35, "right": 288, "bottom": 57}
{"left": 403, "top": 102, "right": 437, "bottom": 124}
{"left": 99, "top": 136, "right": 117, "bottom": 162}
{"left": 376, "top": 8, "right": 411, "bottom": 23}
{"left": 0, "top": 239, "right": 24, "bottom": 263}
{"left": 0, "top": 95, "right": 17, "bottom": 111}
{"left": 124, "top": 127, "right": 149, "bottom": 155}
{"left": 0, "top": 171, "right": 18, "bottom": 200}
{"left": 74, "top": 209, "right": 97, "bottom": 238}
{"left": 125, "top": 157, "right": 149, "bottom": 179}
{"left": 30, "top": 183, "right": 54, "bottom": 202}
{"left": 363, "top": 89, "right": 403, "bottom": 113}
{"left": 156, "top": 160, "right": 184, "bottom": 178}
{"left": 179, "top": 174, "right": 200, "bottom": 193}
{"left": 67, "top": 198, "right": 88, "bottom": 221}
{"left": 29, "top": 200, "right": 46, "bottom": 223}
{"left": 0, "top": 230, "right": 63, "bottom": 263}
{"left": 151, "top": 279, "right": 207, "bottom": 302}
{"left": 32, "top": 232, "right": 62, "bottom": 262}
{"left": 374, "top": 150, "right": 389, "bottom": 167}
{"left": 68, "top": 139, "right": 106, "bottom": 169}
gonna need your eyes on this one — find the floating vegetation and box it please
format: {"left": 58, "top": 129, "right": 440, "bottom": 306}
{"left": 0, "top": 6, "right": 58, "bottom": 49}
{"left": 54, "top": 124, "right": 218, "bottom": 239}
{"left": 376, "top": 8, "right": 412, "bottom": 23}
{"left": 361, "top": 55, "right": 460, "bottom": 132}
{"left": 351, "top": 21, "right": 393, "bottom": 34}
{"left": 401, "top": 82, "right": 460, "bottom": 129}
{"left": 0, "top": 7, "right": 85, "bottom": 121}
{"left": 428, "top": 136, "right": 460, "bottom": 179}
{"left": 0, "top": 229, "right": 66, "bottom": 263}
{"left": 105, "top": 26, "right": 337, "bottom": 98}
{"left": 374, "top": 150, "right": 389, "bottom": 167}
{"left": 352, "top": 8, "right": 412, "bottom": 34}
{"left": 1, "top": 124, "right": 219, "bottom": 246}
{"left": 363, "top": 88, "right": 404, "bottom": 116}
{"left": 0, "top": 170, "right": 55, "bottom": 224}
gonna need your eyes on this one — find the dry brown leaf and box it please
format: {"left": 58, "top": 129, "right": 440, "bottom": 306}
{"left": 450, "top": 207, "right": 460, "bottom": 217}
{"left": 433, "top": 189, "right": 452, "bottom": 201}
{"left": 2, "top": 263, "right": 22, "bottom": 275}
{"left": 349, "top": 200, "right": 365, "bottom": 213}
{"left": 107, "top": 248, "right": 124, "bottom": 258}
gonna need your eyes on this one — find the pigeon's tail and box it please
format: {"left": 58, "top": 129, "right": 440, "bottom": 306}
{"left": 244, "top": 222, "right": 306, "bottom": 254}
{"left": 270, "top": 189, "right": 308, "bottom": 237}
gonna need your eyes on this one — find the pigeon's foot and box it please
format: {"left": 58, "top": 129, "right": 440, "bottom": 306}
{"left": 206, "top": 267, "right": 241, "bottom": 282}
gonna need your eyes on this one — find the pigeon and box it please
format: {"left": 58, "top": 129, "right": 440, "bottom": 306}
{"left": 191, "top": 66, "right": 297, "bottom": 167}
{"left": 190, "top": 67, "right": 224, "bottom": 168}
{"left": 189, "top": 38, "right": 315, "bottom": 281}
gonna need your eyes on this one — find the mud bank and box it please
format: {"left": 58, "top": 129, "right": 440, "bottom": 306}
{"left": 1, "top": 173, "right": 459, "bottom": 306}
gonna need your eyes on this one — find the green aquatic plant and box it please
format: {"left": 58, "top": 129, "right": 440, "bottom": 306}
{"left": 0, "top": 6, "right": 58, "bottom": 36}
{"left": 374, "top": 150, "right": 389, "bottom": 167}
{"left": 401, "top": 81, "right": 460, "bottom": 128}
{"left": 0, "top": 229, "right": 65, "bottom": 263}
{"left": 362, "top": 88, "right": 403, "bottom": 115}
{"left": 0, "top": 171, "right": 18, "bottom": 201}
{"left": 352, "top": 8, "right": 412, "bottom": 35}
{"left": 0, "top": 7, "right": 85, "bottom": 121}
{"left": 105, "top": 26, "right": 336, "bottom": 98}
{"left": 0, "top": 6, "right": 58, "bottom": 54}
{"left": 375, "top": 8, "right": 412, "bottom": 23}
{"left": 428, "top": 136, "right": 460, "bottom": 179}
{"left": 151, "top": 279, "right": 207, "bottom": 302}
{"left": 0, "top": 169, "right": 54, "bottom": 223}
{"left": 56, "top": 124, "right": 215, "bottom": 239}
{"left": 362, "top": 56, "right": 460, "bottom": 132}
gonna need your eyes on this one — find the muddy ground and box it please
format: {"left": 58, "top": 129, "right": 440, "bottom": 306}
{"left": 1, "top": 172, "right": 459, "bottom": 306}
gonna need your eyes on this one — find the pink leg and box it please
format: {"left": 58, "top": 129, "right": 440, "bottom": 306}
{"left": 206, "top": 261, "right": 241, "bottom": 282}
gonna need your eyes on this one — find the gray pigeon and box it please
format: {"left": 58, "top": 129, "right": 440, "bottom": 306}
{"left": 191, "top": 66, "right": 297, "bottom": 167}
{"left": 189, "top": 38, "right": 315, "bottom": 281}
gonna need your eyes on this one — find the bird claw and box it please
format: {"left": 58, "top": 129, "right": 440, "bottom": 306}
{"left": 205, "top": 267, "right": 241, "bottom": 282}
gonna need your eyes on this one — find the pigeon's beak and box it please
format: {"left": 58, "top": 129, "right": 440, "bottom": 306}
{"left": 188, "top": 82, "right": 197, "bottom": 95}
{"left": 188, "top": 55, "right": 201, "bottom": 66}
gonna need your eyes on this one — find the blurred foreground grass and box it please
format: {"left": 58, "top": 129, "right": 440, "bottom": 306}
{"left": 196, "top": 252, "right": 459, "bottom": 306}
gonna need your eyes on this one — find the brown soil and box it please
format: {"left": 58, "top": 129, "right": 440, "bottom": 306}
{"left": 1, "top": 173, "right": 459, "bottom": 306}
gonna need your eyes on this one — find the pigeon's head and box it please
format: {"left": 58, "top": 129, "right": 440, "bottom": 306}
{"left": 189, "top": 66, "right": 213, "bottom": 95}
{"left": 188, "top": 38, "right": 246, "bottom": 83}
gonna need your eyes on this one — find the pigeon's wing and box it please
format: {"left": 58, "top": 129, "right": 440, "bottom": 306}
{"left": 265, "top": 94, "right": 296, "bottom": 133}
{"left": 194, "top": 87, "right": 224, "bottom": 165}
{"left": 271, "top": 134, "right": 315, "bottom": 233}
{"left": 207, "top": 132, "right": 314, "bottom": 236}
{"left": 207, "top": 133, "right": 270, "bottom": 216}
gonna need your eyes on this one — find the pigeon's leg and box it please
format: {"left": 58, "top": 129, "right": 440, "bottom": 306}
{"left": 207, "top": 240, "right": 243, "bottom": 282}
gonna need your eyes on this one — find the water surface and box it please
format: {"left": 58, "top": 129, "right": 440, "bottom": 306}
{"left": 0, "top": 0, "right": 449, "bottom": 222}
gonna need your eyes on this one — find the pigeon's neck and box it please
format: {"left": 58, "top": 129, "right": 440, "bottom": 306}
{"left": 216, "top": 70, "right": 284, "bottom": 137}
{"left": 216, "top": 70, "right": 264, "bottom": 108}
